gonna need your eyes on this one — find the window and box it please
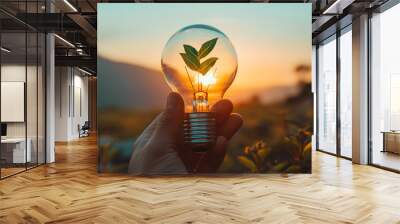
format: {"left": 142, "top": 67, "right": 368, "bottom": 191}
{"left": 370, "top": 3, "right": 400, "bottom": 171}
{"left": 317, "top": 36, "right": 337, "bottom": 154}
{"left": 339, "top": 28, "right": 352, "bottom": 158}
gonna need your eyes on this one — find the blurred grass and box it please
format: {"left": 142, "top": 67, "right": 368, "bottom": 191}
{"left": 99, "top": 108, "right": 160, "bottom": 140}
{"left": 98, "top": 82, "right": 313, "bottom": 173}
{"left": 98, "top": 108, "right": 160, "bottom": 172}
{"left": 220, "top": 82, "right": 313, "bottom": 173}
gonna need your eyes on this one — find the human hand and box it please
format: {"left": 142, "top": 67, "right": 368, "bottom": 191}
{"left": 128, "top": 92, "right": 243, "bottom": 175}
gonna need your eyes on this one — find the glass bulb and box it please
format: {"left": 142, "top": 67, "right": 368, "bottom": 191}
{"left": 161, "top": 24, "right": 238, "bottom": 152}
{"left": 161, "top": 24, "right": 238, "bottom": 112}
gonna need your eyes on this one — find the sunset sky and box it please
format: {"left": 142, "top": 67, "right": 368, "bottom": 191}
{"left": 98, "top": 4, "right": 311, "bottom": 101}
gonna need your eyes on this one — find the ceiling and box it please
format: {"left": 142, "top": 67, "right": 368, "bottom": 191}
{"left": 0, "top": 0, "right": 391, "bottom": 75}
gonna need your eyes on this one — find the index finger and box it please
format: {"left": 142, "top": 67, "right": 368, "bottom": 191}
{"left": 210, "top": 99, "right": 233, "bottom": 126}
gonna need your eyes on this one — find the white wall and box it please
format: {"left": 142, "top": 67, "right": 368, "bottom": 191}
{"left": 55, "top": 67, "right": 89, "bottom": 141}
{"left": 71, "top": 73, "right": 89, "bottom": 138}
{"left": 55, "top": 67, "right": 70, "bottom": 141}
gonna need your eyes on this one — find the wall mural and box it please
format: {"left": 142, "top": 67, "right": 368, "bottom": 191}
{"left": 97, "top": 3, "right": 312, "bottom": 174}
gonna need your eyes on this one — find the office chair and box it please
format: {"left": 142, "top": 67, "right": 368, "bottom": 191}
{"left": 79, "top": 121, "right": 90, "bottom": 138}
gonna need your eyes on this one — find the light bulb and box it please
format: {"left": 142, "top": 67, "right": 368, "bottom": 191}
{"left": 161, "top": 24, "right": 238, "bottom": 152}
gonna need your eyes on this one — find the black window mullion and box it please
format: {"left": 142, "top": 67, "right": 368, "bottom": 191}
{"left": 36, "top": 0, "right": 39, "bottom": 168}
{"left": 336, "top": 29, "right": 341, "bottom": 157}
{"left": 44, "top": 0, "right": 48, "bottom": 165}
{"left": 367, "top": 11, "right": 373, "bottom": 165}
{"left": 25, "top": 0, "right": 28, "bottom": 171}
{"left": 44, "top": 31, "right": 47, "bottom": 164}
{"left": 73, "top": 68, "right": 75, "bottom": 118}
{"left": 315, "top": 44, "right": 320, "bottom": 151}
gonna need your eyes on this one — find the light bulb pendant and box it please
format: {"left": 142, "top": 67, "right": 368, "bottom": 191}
{"left": 183, "top": 112, "right": 217, "bottom": 152}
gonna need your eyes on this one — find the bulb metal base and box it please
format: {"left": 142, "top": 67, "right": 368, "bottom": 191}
{"left": 183, "top": 112, "right": 217, "bottom": 152}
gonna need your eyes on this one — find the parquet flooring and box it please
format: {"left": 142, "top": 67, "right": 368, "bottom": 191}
{"left": 1, "top": 135, "right": 400, "bottom": 223}
{"left": 1, "top": 167, "right": 26, "bottom": 178}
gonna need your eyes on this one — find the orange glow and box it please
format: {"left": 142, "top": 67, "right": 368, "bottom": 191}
{"left": 196, "top": 70, "right": 217, "bottom": 87}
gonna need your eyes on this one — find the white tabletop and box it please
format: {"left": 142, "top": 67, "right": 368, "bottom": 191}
{"left": 1, "top": 138, "right": 27, "bottom": 143}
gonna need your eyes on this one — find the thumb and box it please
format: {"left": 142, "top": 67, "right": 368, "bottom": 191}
{"left": 153, "top": 92, "right": 184, "bottom": 144}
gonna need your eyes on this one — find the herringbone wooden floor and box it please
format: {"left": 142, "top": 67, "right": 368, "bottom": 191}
{"left": 1, "top": 136, "right": 400, "bottom": 224}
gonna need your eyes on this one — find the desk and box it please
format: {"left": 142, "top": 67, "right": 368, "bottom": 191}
{"left": 382, "top": 131, "right": 400, "bottom": 154}
{"left": 1, "top": 138, "right": 31, "bottom": 164}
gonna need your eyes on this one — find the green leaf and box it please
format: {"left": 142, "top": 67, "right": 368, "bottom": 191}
{"left": 250, "top": 152, "right": 260, "bottom": 167}
{"left": 272, "top": 161, "right": 289, "bottom": 172}
{"left": 198, "top": 57, "right": 218, "bottom": 75}
{"left": 180, "top": 53, "right": 200, "bottom": 71}
{"left": 303, "top": 142, "right": 312, "bottom": 152}
{"left": 257, "top": 148, "right": 270, "bottom": 161}
{"left": 237, "top": 156, "right": 257, "bottom": 172}
{"left": 286, "top": 165, "right": 301, "bottom": 173}
{"left": 183, "top": 45, "right": 198, "bottom": 59}
{"left": 302, "top": 142, "right": 311, "bottom": 160}
{"left": 198, "top": 38, "right": 218, "bottom": 59}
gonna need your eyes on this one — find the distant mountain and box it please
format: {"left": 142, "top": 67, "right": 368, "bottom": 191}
{"left": 98, "top": 56, "right": 303, "bottom": 109}
{"left": 98, "top": 57, "right": 171, "bottom": 110}
{"left": 257, "top": 85, "right": 301, "bottom": 104}
{"left": 229, "top": 85, "right": 301, "bottom": 105}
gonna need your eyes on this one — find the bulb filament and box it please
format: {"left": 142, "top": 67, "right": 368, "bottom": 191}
{"left": 185, "top": 66, "right": 218, "bottom": 112}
